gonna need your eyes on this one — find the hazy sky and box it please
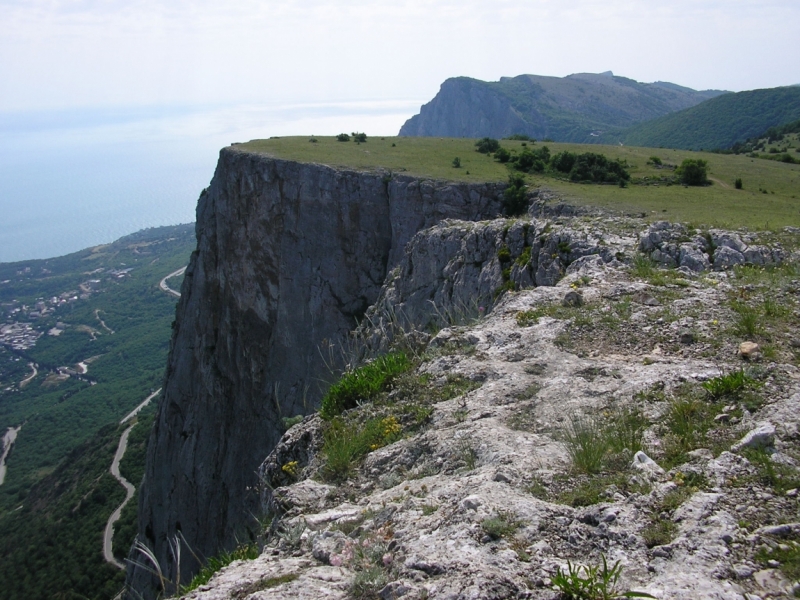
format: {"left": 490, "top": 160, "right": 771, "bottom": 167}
{"left": 2, "top": 0, "right": 798, "bottom": 114}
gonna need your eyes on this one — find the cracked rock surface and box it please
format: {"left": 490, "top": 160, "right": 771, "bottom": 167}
{"left": 178, "top": 215, "right": 800, "bottom": 600}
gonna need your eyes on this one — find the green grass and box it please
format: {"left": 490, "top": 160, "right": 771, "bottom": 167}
{"left": 481, "top": 512, "right": 522, "bottom": 540}
{"left": 180, "top": 543, "right": 260, "bottom": 594}
{"left": 320, "top": 416, "right": 402, "bottom": 482}
{"left": 240, "top": 136, "right": 800, "bottom": 229}
{"left": 319, "top": 351, "right": 411, "bottom": 420}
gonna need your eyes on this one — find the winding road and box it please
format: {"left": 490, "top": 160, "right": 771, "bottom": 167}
{"left": 121, "top": 388, "right": 161, "bottom": 425}
{"left": 0, "top": 426, "right": 22, "bottom": 486}
{"left": 19, "top": 363, "right": 37, "bottom": 388}
{"left": 159, "top": 267, "right": 186, "bottom": 298}
{"left": 102, "top": 263, "right": 181, "bottom": 567}
{"left": 103, "top": 423, "right": 137, "bottom": 569}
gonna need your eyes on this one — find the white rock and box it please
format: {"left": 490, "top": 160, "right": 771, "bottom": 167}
{"left": 632, "top": 450, "right": 665, "bottom": 476}
{"left": 731, "top": 422, "right": 776, "bottom": 452}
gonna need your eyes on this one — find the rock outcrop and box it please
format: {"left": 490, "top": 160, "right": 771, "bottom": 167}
{"left": 176, "top": 214, "right": 800, "bottom": 600}
{"left": 126, "top": 148, "right": 505, "bottom": 597}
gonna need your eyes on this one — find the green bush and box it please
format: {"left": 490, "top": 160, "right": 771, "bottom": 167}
{"left": 336, "top": 133, "right": 350, "bottom": 142}
{"left": 676, "top": 159, "right": 709, "bottom": 186}
{"left": 551, "top": 150, "right": 577, "bottom": 173}
{"left": 494, "top": 147, "right": 511, "bottom": 163}
{"left": 515, "top": 146, "right": 550, "bottom": 172}
{"left": 568, "top": 153, "right": 630, "bottom": 184}
{"left": 352, "top": 132, "right": 367, "bottom": 143}
{"left": 502, "top": 174, "right": 528, "bottom": 216}
{"left": 320, "top": 352, "right": 410, "bottom": 420}
{"left": 475, "top": 137, "right": 500, "bottom": 153}
{"left": 452, "top": 157, "right": 461, "bottom": 168}
{"left": 505, "top": 133, "right": 534, "bottom": 141}
{"left": 649, "top": 156, "right": 663, "bottom": 166}
{"left": 735, "top": 177, "right": 743, "bottom": 189}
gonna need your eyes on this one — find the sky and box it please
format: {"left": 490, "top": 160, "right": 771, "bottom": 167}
{"left": 1, "top": 0, "right": 799, "bottom": 119}
{"left": 0, "top": 0, "right": 798, "bottom": 262}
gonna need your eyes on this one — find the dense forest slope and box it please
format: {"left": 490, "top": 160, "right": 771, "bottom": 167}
{"left": 0, "top": 225, "right": 194, "bottom": 600}
{"left": 604, "top": 86, "right": 800, "bottom": 150}
{"left": 399, "top": 72, "right": 725, "bottom": 142}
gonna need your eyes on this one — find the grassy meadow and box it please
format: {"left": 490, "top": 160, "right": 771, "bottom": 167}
{"left": 240, "top": 136, "right": 800, "bottom": 230}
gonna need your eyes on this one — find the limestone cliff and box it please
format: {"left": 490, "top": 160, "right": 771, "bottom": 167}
{"left": 126, "top": 148, "right": 504, "bottom": 597}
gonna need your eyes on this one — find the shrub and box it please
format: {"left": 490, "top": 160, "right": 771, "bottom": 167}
{"left": 551, "top": 150, "right": 577, "bottom": 173}
{"left": 735, "top": 177, "right": 743, "bottom": 189}
{"left": 475, "top": 137, "right": 500, "bottom": 153}
{"left": 452, "top": 157, "right": 461, "bottom": 168}
{"left": 569, "top": 153, "right": 630, "bottom": 184}
{"left": 336, "top": 133, "right": 350, "bottom": 142}
{"left": 505, "top": 133, "right": 534, "bottom": 141}
{"left": 494, "top": 147, "right": 511, "bottom": 163}
{"left": 649, "top": 156, "right": 663, "bottom": 166}
{"left": 320, "top": 352, "right": 411, "bottom": 419}
{"left": 502, "top": 174, "right": 528, "bottom": 216}
{"left": 516, "top": 146, "right": 550, "bottom": 172}
{"left": 352, "top": 132, "right": 367, "bottom": 143}
{"left": 676, "top": 159, "right": 709, "bottom": 186}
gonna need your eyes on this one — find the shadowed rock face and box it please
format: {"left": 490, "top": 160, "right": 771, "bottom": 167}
{"left": 125, "top": 148, "right": 503, "bottom": 598}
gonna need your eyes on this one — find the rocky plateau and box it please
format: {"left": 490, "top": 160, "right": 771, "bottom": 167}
{"left": 127, "top": 148, "right": 800, "bottom": 600}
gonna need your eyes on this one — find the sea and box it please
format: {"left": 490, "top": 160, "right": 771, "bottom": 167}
{"left": 0, "top": 100, "right": 420, "bottom": 263}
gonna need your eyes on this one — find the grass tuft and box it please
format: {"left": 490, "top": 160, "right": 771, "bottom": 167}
{"left": 320, "top": 352, "right": 411, "bottom": 420}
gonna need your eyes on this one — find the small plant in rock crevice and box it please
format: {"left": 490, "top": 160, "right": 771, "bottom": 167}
{"left": 551, "top": 555, "right": 655, "bottom": 599}
{"left": 481, "top": 512, "right": 522, "bottom": 540}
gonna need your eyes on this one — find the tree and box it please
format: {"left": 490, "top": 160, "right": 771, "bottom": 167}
{"left": 475, "top": 137, "right": 500, "bottom": 154}
{"left": 494, "top": 147, "right": 511, "bottom": 163}
{"left": 502, "top": 174, "right": 528, "bottom": 216}
{"left": 351, "top": 132, "right": 367, "bottom": 143}
{"left": 676, "top": 159, "right": 709, "bottom": 186}
{"left": 336, "top": 133, "right": 350, "bottom": 142}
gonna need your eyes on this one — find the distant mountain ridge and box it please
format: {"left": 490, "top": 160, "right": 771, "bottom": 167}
{"left": 598, "top": 86, "right": 800, "bottom": 150}
{"left": 399, "top": 72, "right": 726, "bottom": 142}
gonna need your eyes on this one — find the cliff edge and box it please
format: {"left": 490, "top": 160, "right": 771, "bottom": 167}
{"left": 126, "top": 148, "right": 504, "bottom": 597}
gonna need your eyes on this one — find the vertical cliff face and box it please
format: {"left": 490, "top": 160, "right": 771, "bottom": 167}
{"left": 126, "top": 148, "right": 503, "bottom": 597}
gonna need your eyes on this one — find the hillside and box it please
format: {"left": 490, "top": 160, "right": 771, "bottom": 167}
{"left": 0, "top": 225, "right": 194, "bottom": 599}
{"left": 398, "top": 72, "right": 725, "bottom": 142}
{"left": 603, "top": 86, "right": 800, "bottom": 150}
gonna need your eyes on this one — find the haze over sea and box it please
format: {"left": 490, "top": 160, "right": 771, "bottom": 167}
{"left": 0, "top": 100, "right": 418, "bottom": 263}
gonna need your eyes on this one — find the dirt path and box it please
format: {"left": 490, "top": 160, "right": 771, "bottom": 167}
{"left": 159, "top": 267, "right": 187, "bottom": 298}
{"left": 121, "top": 388, "right": 161, "bottom": 425}
{"left": 0, "top": 425, "right": 22, "bottom": 486}
{"left": 19, "top": 363, "right": 37, "bottom": 388}
{"left": 94, "top": 309, "right": 115, "bottom": 334}
{"left": 103, "top": 423, "right": 136, "bottom": 569}
{"left": 709, "top": 176, "right": 731, "bottom": 189}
